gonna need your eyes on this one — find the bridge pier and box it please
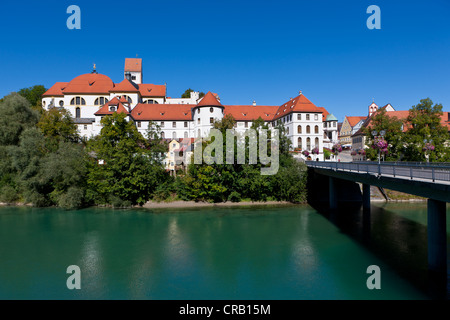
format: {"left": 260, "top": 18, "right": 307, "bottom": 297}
{"left": 329, "top": 177, "right": 337, "bottom": 210}
{"left": 427, "top": 199, "right": 447, "bottom": 274}
{"left": 362, "top": 184, "right": 371, "bottom": 212}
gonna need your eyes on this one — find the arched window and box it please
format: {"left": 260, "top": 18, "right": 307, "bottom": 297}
{"left": 315, "top": 125, "right": 319, "bottom": 134}
{"left": 146, "top": 99, "right": 158, "bottom": 104}
{"left": 122, "top": 95, "right": 132, "bottom": 104}
{"left": 298, "top": 137, "right": 302, "bottom": 149}
{"left": 161, "top": 131, "right": 165, "bottom": 139}
{"left": 297, "top": 125, "right": 302, "bottom": 134}
{"left": 94, "top": 97, "right": 108, "bottom": 105}
{"left": 70, "top": 97, "right": 86, "bottom": 105}
{"left": 315, "top": 137, "right": 319, "bottom": 148}
{"left": 306, "top": 137, "right": 311, "bottom": 150}
{"left": 75, "top": 107, "right": 81, "bottom": 118}
{"left": 173, "top": 132, "right": 177, "bottom": 139}
{"left": 306, "top": 125, "right": 311, "bottom": 134}
{"left": 59, "top": 100, "right": 64, "bottom": 107}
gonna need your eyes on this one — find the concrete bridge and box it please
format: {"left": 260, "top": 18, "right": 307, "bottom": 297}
{"left": 306, "top": 161, "right": 449, "bottom": 278}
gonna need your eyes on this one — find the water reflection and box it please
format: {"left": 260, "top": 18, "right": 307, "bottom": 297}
{"left": 0, "top": 205, "right": 435, "bottom": 299}
{"left": 309, "top": 201, "right": 448, "bottom": 299}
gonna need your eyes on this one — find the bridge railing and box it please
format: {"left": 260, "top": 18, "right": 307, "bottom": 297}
{"left": 305, "top": 161, "right": 450, "bottom": 183}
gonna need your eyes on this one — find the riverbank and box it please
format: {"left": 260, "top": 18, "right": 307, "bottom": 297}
{"left": 141, "top": 200, "right": 294, "bottom": 209}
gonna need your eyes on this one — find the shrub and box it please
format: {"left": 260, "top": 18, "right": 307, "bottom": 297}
{"left": 0, "top": 185, "right": 18, "bottom": 204}
{"left": 228, "top": 191, "right": 241, "bottom": 203}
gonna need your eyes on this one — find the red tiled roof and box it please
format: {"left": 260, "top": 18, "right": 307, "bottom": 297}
{"left": 317, "top": 107, "right": 329, "bottom": 120}
{"left": 119, "top": 96, "right": 129, "bottom": 104}
{"left": 64, "top": 73, "right": 115, "bottom": 94}
{"left": 124, "top": 58, "right": 142, "bottom": 72}
{"left": 440, "top": 112, "right": 450, "bottom": 131}
{"left": 42, "top": 82, "right": 68, "bottom": 97}
{"left": 346, "top": 116, "right": 367, "bottom": 127}
{"left": 224, "top": 105, "right": 278, "bottom": 121}
{"left": 131, "top": 104, "right": 192, "bottom": 121}
{"left": 94, "top": 97, "right": 130, "bottom": 115}
{"left": 139, "top": 84, "right": 166, "bottom": 97}
{"left": 110, "top": 79, "right": 139, "bottom": 93}
{"left": 273, "top": 94, "right": 323, "bottom": 120}
{"left": 197, "top": 91, "right": 223, "bottom": 107}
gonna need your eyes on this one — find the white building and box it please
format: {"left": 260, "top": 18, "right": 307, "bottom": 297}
{"left": 42, "top": 58, "right": 338, "bottom": 162}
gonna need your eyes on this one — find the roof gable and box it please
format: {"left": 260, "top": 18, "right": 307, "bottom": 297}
{"left": 197, "top": 91, "right": 223, "bottom": 107}
{"left": 110, "top": 79, "right": 139, "bottom": 93}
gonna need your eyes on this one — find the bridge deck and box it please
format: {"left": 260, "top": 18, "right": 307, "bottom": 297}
{"left": 306, "top": 161, "right": 450, "bottom": 203}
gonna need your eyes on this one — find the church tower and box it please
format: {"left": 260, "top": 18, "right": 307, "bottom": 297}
{"left": 124, "top": 58, "right": 142, "bottom": 84}
{"left": 368, "top": 102, "right": 378, "bottom": 117}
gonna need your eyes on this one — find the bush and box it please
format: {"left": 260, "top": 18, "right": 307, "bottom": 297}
{"left": 0, "top": 185, "right": 18, "bottom": 204}
{"left": 109, "top": 195, "right": 132, "bottom": 208}
{"left": 57, "top": 187, "right": 84, "bottom": 210}
{"left": 228, "top": 191, "right": 241, "bottom": 203}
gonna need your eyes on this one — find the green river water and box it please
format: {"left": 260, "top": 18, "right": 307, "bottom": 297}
{"left": 0, "top": 202, "right": 448, "bottom": 299}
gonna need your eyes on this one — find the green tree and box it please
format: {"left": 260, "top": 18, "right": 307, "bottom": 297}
{"left": 403, "top": 98, "right": 449, "bottom": 162}
{"left": 37, "top": 107, "right": 79, "bottom": 146}
{"left": 87, "top": 113, "right": 168, "bottom": 206}
{"left": 17, "top": 85, "right": 47, "bottom": 107}
{"left": 181, "top": 88, "right": 205, "bottom": 99}
{"left": 0, "top": 93, "right": 39, "bottom": 146}
{"left": 364, "top": 108, "right": 404, "bottom": 161}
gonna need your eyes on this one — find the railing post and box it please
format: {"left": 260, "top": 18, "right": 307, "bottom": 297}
{"left": 410, "top": 166, "right": 413, "bottom": 180}
{"left": 432, "top": 167, "right": 435, "bottom": 182}
{"left": 393, "top": 163, "right": 396, "bottom": 177}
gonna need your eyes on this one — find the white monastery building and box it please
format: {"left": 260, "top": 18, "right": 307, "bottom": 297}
{"left": 42, "top": 58, "right": 338, "bottom": 161}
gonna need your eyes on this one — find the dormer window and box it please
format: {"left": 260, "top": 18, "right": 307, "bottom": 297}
{"left": 109, "top": 106, "right": 116, "bottom": 112}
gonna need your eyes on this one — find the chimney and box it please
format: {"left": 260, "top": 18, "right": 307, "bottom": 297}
{"left": 253, "top": 100, "right": 256, "bottom": 106}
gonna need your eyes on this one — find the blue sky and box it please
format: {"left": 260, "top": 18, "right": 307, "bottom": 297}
{"left": 1, "top": 0, "right": 449, "bottom": 122}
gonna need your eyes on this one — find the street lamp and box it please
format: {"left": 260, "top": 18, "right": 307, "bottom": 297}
{"left": 423, "top": 138, "right": 434, "bottom": 163}
{"left": 371, "top": 130, "right": 386, "bottom": 164}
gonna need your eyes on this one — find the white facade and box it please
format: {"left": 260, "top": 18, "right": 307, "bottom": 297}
{"left": 42, "top": 59, "right": 338, "bottom": 163}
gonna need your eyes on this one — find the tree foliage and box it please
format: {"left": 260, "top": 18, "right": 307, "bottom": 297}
{"left": 0, "top": 93, "right": 39, "bottom": 146}
{"left": 18, "top": 85, "right": 47, "bottom": 108}
{"left": 86, "top": 113, "right": 168, "bottom": 206}
{"left": 364, "top": 108, "right": 404, "bottom": 161}
{"left": 178, "top": 114, "right": 307, "bottom": 203}
{"left": 363, "top": 98, "right": 449, "bottom": 162}
{"left": 181, "top": 88, "right": 205, "bottom": 99}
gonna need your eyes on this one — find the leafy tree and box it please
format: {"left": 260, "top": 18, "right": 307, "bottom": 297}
{"left": 17, "top": 85, "right": 47, "bottom": 107}
{"left": 37, "top": 107, "right": 79, "bottom": 146}
{"left": 403, "top": 98, "right": 449, "bottom": 162}
{"left": 146, "top": 120, "right": 168, "bottom": 161}
{"left": 87, "top": 113, "right": 168, "bottom": 206}
{"left": 181, "top": 88, "right": 205, "bottom": 99}
{"left": 179, "top": 114, "right": 307, "bottom": 203}
{"left": 364, "top": 108, "right": 404, "bottom": 161}
{"left": 0, "top": 93, "right": 39, "bottom": 146}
